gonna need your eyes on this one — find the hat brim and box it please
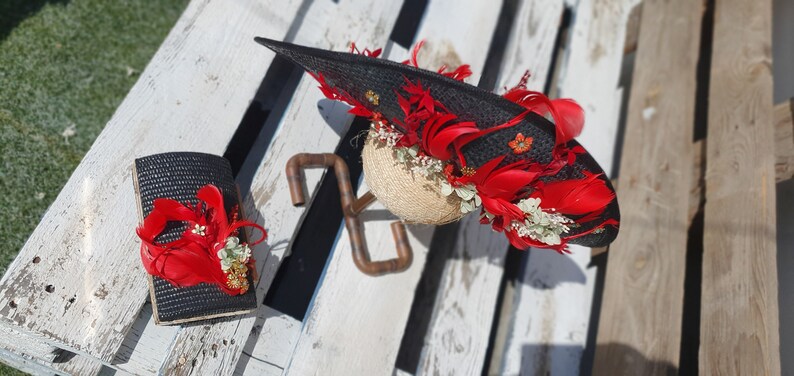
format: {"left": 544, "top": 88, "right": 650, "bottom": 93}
{"left": 255, "top": 37, "right": 619, "bottom": 248}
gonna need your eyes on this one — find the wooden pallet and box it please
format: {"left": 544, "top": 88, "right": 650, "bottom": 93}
{"left": 0, "top": 0, "right": 790, "bottom": 374}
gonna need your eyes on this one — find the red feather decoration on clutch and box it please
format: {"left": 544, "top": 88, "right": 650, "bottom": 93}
{"left": 136, "top": 184, "right": 267, "bottom": 295}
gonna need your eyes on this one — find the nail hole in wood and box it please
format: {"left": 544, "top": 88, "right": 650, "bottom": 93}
{"left": 230, "top": 339, "right": 235, "bottom": 345}
{"left": 32, "top": 256, "right": 41, "bottom": 264}
{"left": 45, "top": 285, "right": 55, "bottom": 293}
{"left": 9, "top": 301, "right": 17, "bottom": 308}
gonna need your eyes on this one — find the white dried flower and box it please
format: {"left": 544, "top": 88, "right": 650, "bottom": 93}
{"left": 507, "top": 198, "right": 574, "bottom": 246}
{"left": 217, "top": 236, "right": 251, "bottom": 271}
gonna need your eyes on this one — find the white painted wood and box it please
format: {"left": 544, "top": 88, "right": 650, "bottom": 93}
{"left": 0, "top": 348, "right": 62, "bottom": 376}
{"left": 0, "top": 0, "right": 304, "bottom": 364}
{"left": 502, "top": 245, "right": 596, "bottom": 376}
{"left": 285, "top": 181, "right": 436, "bottom": 376}
{"left": 285, "top": 1, "right": 503, "bottom": 374}
{"left": 278, "top": 44, "right": 442, "bottom": 375}
{"left": 556, "top": 0, "right": 639, "bottom": 176}
{"left": 0, "top": 323, "right": 59, "bottom": 362}
{"left": 415, "top": 1, "right": 562, "bottom": 374}
{"left": 393, "top": 369, "right": 414, "bottom": 376}
{"left": 234, "top": 306, "right": 300, "bottom": 376}
{"left": 409, "top": 0, "right": 502, "bottom": 83}
{"left": 110, "top": 303, "right": 177, "bottom": 375}
{"left": 499, "top": 0, "right": 638, "bottom": 373}
{"left": 156, "top": 1, "right": 407, "bottom": 375}
{"left": 0, "top": 333, "right": 103, "bottom": 376}
{"left": 496, "top": 0, "right": 566, "bottom": 93}
{"left": 416, "top": 216, "right": 510, "bottom": 376}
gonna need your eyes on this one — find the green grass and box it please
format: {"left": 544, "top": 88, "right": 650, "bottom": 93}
{"left": 0, "top": 0, "right": 188, "bottom": 373}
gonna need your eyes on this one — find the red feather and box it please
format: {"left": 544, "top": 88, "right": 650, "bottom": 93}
{"left": 530, "top": 172, "right": 614, "bottom": 216}
{"left": 439, "top": 64, "right": 472, "bottom": 81}
{"left": 479, "top": 166, "right": 539, "bottom": 200}
{"left": 502, "top": 88, "right": 584, "bottom": 145}
{"left": 549, "top": 99, "right": 584, "bottom": 144}
{"left": 136, "top": 184, "right": 267, "bottom": 295}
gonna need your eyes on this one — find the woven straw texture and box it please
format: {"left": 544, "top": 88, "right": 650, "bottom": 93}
{"left": 134, "top": 152, "right": 257, "bottom": 325}
{"left": 256, "top": 38, "right": 619, "bottom": 247}
{"left": 362, "top": 136, "right": 465, "bottom": 225}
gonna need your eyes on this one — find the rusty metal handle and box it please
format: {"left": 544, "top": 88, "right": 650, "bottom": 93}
{"left": 285, "top": 153, "right": 413, "bottom": 276}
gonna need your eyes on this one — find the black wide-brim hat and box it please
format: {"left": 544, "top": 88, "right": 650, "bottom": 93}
{"left": 255, "top": 37, "right": 619, "bottom": 250}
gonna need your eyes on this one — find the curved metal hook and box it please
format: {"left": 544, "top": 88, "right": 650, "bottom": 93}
{"left": 285, "top": 153, "right": 413, "bottom": 275}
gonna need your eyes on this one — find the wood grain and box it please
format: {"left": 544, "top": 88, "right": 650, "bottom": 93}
{"left": 592, "top": 0, "right": 704, "bottom": 373}
{"left": 689, "top": 99, "right": 793, "bottom": 223}
{"left": 774, "top": 99, "right": 794, "bottom": 182}
{"left": 700, "top": 0, "right": 780, "bottom": 373}
{"left": 157, "top": 1, "right": 407, "bottom": 375}
{"left": 0, "top": 0, "right": 303, "bottom": 363}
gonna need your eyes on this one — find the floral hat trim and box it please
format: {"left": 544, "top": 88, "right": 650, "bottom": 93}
{"left": 136, "top": 184, "right": 267, "bottom": 295}
{"left": 307, "top": 42, "right": 616, "bottom": 253}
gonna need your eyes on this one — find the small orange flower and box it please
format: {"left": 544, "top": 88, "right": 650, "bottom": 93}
{"left": 508, "top": 133, "right": 533, "bottom": 154}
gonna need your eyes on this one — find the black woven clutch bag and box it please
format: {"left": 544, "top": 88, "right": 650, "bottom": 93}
{"left": 133, "top": 152, "right": 257, "bottom": 325}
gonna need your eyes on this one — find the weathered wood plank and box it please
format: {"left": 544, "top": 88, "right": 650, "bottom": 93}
{"left": 416, "top": 215, "right": 510, "bottom": 376}
{"left": 497, "top": 0, "right": 637, "bottom": 374}
{"left": 285, "top": 181, "right": 435, "bottom": 375}
{"left": 414, "top": 0, "right": 562, "bottom": 374}
{"left": 0, "top": 324, "right": 59, "bottom": 363}
{"left": 0, "top": 329, "right": 103, "bottom": 376}
{"left": 623, "top": 3, "right": 643, "bottom": 55}
{"left": 110, "top": 303, "right": 177, "bottom": 375}
{"left": 700, "top": 0, "right": 780, "bottom": 373}
{"left": 591, "top": 0, "right": 703, "bottom": 373}
{"left": 0, "top": 0, "right": 303, "bottom": 363}
{"left": 286, "top": 1, "right": 503, "bottom": 374}
{"left": 560, "top": 0, "right": 639, "bottom": 176}
{"left": 774, "top": 99, "right": 794, "bottom": 182}
{"left": 688, "top": 99, "right": 793, "bottom": 223}
{"left": 157, "top": 1, "right": 407, "bottom": 375}
{"left": 0, "top": 348, "right": 65, "bottom": 376}
{"left": 496, "top": 0, "right": 566, "bottom": 91}
{"left": 234, "top": 306, "right": 300, "bottom": 376}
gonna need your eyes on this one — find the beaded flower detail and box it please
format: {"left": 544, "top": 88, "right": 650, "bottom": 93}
{"left": 216, "top": 236, "right": 254, "bottom": 293}
{"left": 508, "top": 133, "right": 533, "bottom": 154}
